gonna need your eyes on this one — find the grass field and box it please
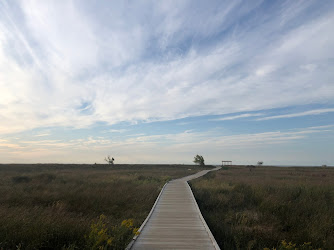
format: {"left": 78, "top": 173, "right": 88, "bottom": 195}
{"left": 190, "top": 165, "right": 334, "bottom": 250}
{"left": 0, "top": 163, "right": 205, "bottom": 249}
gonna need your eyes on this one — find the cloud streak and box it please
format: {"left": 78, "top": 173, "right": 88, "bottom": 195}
{"left": 0, "top": 124, "right": 332, "bottom": 164}
{"left": 257, "top": 108, "right": 334, "bottom": 120}
{"left": 212, "top": 113, "right": 264, "bottom": 121}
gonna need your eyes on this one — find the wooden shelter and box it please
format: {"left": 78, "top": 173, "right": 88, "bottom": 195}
{"left": 222, "top": 160, "right": 232, "bottom": 166}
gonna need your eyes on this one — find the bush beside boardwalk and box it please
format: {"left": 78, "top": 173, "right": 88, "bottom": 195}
{"left": 190, "top": 165, "right": 334, "bottom": 249}
{"left": 0, "top": 164, "right": 204, "bottom": 249}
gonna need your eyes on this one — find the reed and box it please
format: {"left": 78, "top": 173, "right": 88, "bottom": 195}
{"left": 190, "top": 166, "right": 334, "bottom": 249}
{"left": 0, "top": 163, "right": 204, "bottom": 249}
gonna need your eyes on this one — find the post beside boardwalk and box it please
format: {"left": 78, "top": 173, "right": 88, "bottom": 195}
{"left": 129, "top": 167, "right": 221, "bottom": 250}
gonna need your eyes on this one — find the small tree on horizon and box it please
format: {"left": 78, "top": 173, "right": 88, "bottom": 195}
{"left": 105, "top": 155, "right": 114, "bottom": 165}
{"left": 257, "top": 161, "right": 263, "bottom": 166}
{"left": 193, "top": 155, "right": 205, "bottom": 166}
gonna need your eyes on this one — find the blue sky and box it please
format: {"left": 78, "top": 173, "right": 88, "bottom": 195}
{"left": 0, "top": 0, "right": 333, "bottom": 165}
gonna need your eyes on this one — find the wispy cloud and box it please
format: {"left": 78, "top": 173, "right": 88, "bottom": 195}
{"left": 17, "top": 125, "right": 332, "bottom": 150}
{"left": 255, "top": 65, "right": 276, "bottom": 77}
{"left": 34, "top": 133, "right": 50, "bottom": 137}
{"left": 0, "top": 1, "right": 333, "bottom": 135}
{"left": 1, "top": 123, "right": 332, "bottom": 164}
{"left": 257, "top": 108, "right": 334, "bottom": 120}
{"left": 109, "top": 129, "right": 127, "bottom": 133}
{"left": 3, "top": 125, "right": 332, "bottom": 162}
{"left": 0, "top": 1, "right": 334, "bottom": 165}
{"left": 0, "top": 139, "right": 24, "bottom": 149}
{"left": 212, "top": 113, "right": 264, "bottom": 121}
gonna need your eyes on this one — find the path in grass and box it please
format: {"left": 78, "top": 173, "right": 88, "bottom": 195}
{"left": 130, "top": 167, "right": 221, "bottom": 250}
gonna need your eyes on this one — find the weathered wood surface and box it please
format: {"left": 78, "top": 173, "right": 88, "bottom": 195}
{"left": 130, "top": 167, "right": 221, "bottom": 250}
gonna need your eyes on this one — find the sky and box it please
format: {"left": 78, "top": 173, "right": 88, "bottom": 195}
{"left": 0, "top": 0, "right": 334, "bottom": 165}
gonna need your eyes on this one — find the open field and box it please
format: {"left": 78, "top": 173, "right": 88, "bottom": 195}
{"left": 190, "top": 165, "right": 334, "bottom": 249}
{"left": 0, "top": 164, "right": 207, "bottom": 249}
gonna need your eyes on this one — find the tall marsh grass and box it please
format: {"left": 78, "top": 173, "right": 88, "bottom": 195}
{"left": 190, "top": 166, "right": 334, "bottom": 249}
{"left": 0, "top": 163, "right": 203, "bottom": 249}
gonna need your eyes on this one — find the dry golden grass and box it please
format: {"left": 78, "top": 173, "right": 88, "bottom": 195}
{"left": 190, "top": 166, "right": 334, "bottom": 250}
{"left": 0, "top": 163, "right": 206, "bottom": 249}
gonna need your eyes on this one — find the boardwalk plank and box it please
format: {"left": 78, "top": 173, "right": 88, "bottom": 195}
{"left": 130, "top": 167, "right": 221, "bottom": 250}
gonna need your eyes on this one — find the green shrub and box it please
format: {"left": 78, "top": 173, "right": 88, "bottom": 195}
{"left": 86, "top": 215, "right": 139, "bottom": 250}
{"left": 86, "top": 214, "right": 114, "bottom": 250}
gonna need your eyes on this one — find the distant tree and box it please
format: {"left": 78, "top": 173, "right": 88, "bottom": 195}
{"left": 257, "top": 161, "right": 263, "bottom": 166}
{"left": 104, "top": 156, "right": 114, "bottom": 165}
{"left": 193, "top": 155, "right": 205, "bottom": 166}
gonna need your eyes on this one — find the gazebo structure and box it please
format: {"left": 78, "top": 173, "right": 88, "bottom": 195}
{"left": 222, "top": 160, "right": 232, "bottom": 166}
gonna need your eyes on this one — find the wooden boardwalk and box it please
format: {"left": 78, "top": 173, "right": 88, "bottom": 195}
{"left": 129, "top": 167, "right": 221, "bottom": 250}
